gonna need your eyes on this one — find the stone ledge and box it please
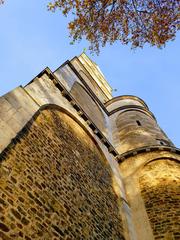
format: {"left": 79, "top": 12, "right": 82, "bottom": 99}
{"left": 108, "top": 105, "right": 156, "bottom": 121}
{"left": 117, "top": 145, "right": 180, "bottom": 163}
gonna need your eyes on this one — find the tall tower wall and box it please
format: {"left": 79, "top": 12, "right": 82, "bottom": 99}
{"left": 106, "top": 96, "right": 173, "bottom": 154}
{"left": 107, "top": 96, "right": 180, "bottom": 240}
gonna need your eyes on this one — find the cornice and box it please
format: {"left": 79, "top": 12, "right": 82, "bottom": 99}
{"left": 117, "top": 145, "right": 180, "bottom": 163}
{"left": 109, "top": 105, "right": 156, "bottom": 121}
{"left": 105, "top": 95, "right": 149, "bottom": 109}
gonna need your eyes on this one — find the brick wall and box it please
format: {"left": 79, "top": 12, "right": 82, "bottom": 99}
{"left": 0, "top": 107, "right": 124, "bottom": 240}
{"left": 139, "top": 159, "right": 180, "bottom": 240}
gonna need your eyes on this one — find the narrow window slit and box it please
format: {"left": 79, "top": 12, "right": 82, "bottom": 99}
{"left": 136, "top": 120, "right": 141, "bottom": 126}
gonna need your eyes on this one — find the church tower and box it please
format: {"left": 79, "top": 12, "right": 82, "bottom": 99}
{"left": 0, "top": 53, "right": 179, "bottom": 240}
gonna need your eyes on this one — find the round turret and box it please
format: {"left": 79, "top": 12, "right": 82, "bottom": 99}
{"left": 106, "top": 95, "right": 173, "bottom": 154}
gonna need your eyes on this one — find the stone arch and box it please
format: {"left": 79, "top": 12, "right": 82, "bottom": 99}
{"left": 0, "top": 104, "right": 125, "bottom": 240}
{"left": 70, "top": 81, "right": 106, "bottom": 135}
{"left": 143, "top": 156, "right": 180, "bottom": 168}
{"left": 131, "top": 155, "right": 180, "bottom": 176}
{"left": 24, "top": 103, "right": 105, "bottom": 153}
{"left": 139, "top": 157, "right": 180, "bottom": 239}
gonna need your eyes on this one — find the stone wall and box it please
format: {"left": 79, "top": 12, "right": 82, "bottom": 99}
{"left": 70, "top": 82, "right": 106, "bottom": 135}
{"left": 119, "top": 151, "right": 180, "bottom": 240}
{"left": 0, "top": 107, "right": 125, "bottom": 240}
{"left": 139, "top": 159, "right": 180, "bottom": 240}
{"left": 115, "top": 110, "right": 172, "bottom": 154}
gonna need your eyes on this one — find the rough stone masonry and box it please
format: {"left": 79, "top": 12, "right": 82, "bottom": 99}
{"left": 0, "top": 53, "right": 179, "bottom": 240}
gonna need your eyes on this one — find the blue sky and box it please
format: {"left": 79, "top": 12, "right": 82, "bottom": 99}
{"left": 0, "top": 1, "right": 180, "bottom": 147}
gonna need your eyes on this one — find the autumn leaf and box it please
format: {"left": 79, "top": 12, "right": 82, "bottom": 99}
{"left": 48, "top": 0, "right": 179, "bottom": 53}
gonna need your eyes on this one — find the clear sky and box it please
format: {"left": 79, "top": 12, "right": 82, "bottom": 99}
{"left": 0, "top": 1, "right": 180, "bottom": 147}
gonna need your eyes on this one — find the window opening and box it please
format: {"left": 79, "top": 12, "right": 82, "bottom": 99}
{"left": 136, "top": 120, "right": 141, "bottom": 126}
{"left": 156, "top": 139, "right": 168, "bottom": 146}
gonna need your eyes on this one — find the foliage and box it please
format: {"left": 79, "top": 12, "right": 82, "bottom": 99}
{"left": 48, "top": 0, "right": 180, "bottom": 53}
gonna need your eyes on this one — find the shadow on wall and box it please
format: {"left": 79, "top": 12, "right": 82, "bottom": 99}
{"left": 0, "top": 105, "right": 125, "bottom": 240}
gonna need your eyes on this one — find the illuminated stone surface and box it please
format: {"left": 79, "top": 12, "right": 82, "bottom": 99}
{"left": 139, "top": 160, "right": 180, "bottom": 239}
{"left": 0, "top": 53, "right": 179, "bottom": 240}
{"left": 0, "top": 108, "right": 124, "bottom": 240}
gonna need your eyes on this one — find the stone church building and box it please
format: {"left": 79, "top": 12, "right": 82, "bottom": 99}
{"left": 0, "top": 53, "right": 179, "bottom": 240}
